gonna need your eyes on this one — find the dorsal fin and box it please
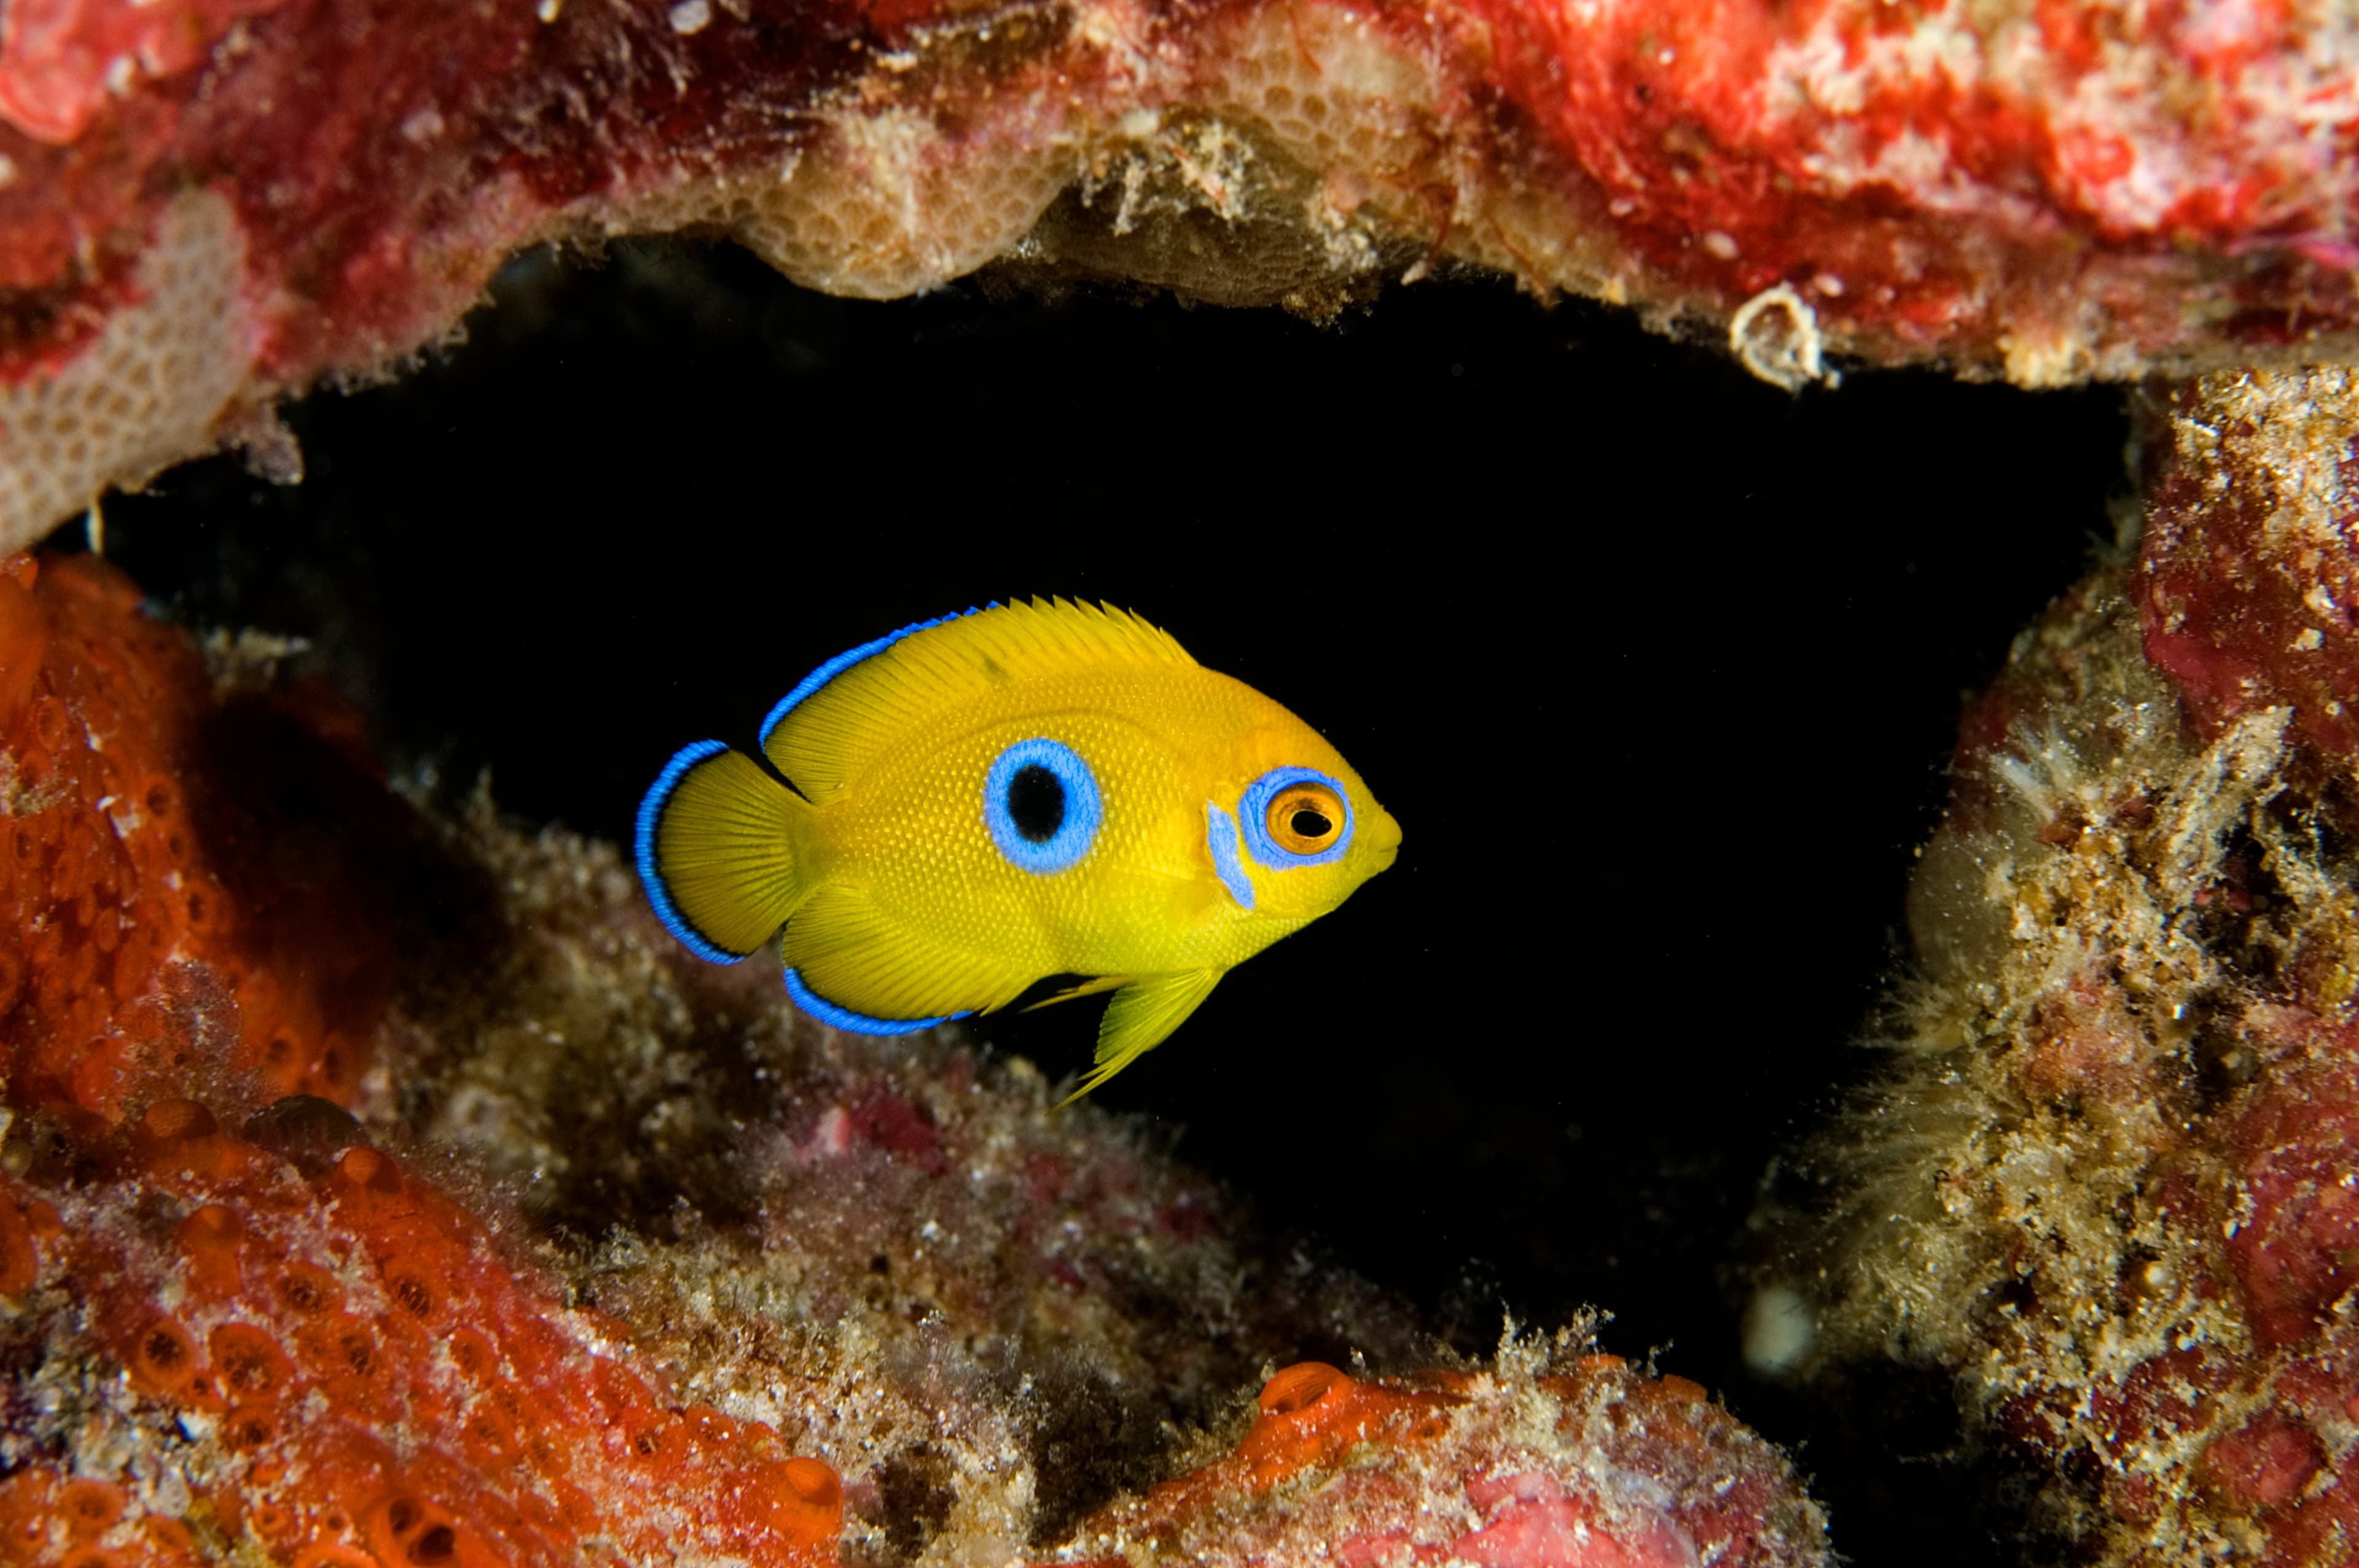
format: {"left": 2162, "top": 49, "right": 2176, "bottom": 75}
{"left": 759, "top": 599, "right": 1197, "bottom": 800}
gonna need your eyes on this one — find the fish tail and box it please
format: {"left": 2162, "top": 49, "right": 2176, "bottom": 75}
{"left": 636, "top": 741, "right": 813, "bottom": 962}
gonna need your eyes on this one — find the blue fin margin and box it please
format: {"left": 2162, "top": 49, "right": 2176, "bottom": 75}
{"left": 634, "top": 738, "right": 751, "bottom": 965}
{"left": 784, "top": 967, "right": 971, "bottom": 1036}
{"left": 758, "top": 603, "right": 1001, "bottom": 754}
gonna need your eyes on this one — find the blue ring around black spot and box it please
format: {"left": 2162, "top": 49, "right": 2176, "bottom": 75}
{"left": 984, "top": 738, "right": 1103, "bottom": 875}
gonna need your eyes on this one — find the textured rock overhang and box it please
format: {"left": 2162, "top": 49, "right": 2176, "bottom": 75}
{"left": 6, "top": 0, "right": 2359, "bottom": 543}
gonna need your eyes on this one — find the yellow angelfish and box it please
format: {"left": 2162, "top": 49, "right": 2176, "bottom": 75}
{"left": 634, "top": 599, "right": 1401, "bottom": 1098}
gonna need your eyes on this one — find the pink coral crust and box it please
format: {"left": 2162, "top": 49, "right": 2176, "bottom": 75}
{"left": 10, "top": 0, "right": 2359, "bottom": 543}
{"left": 2068, "top": 1010, "right": 2359, "bottom": 1562}
{"left": 1048, "top": 1359, "right": 1825, "bottom": 1566}
{"left": 0, "top": 0, "right": 286, "bottom": 144}
{"left": 2141, "top": 371, "right": 2359, "bottom": 757}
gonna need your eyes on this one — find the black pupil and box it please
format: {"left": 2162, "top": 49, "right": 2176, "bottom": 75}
{"left": 1289, "top": 807, "right": 1332, "bottom": 840}
{"left": 1008, "top": 764, "right": 1066, "bottom": 843}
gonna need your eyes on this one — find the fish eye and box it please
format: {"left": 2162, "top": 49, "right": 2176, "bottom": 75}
{"left": 1238, "top": 766, "right": 1355, "bottom": 869}
{"left": 984, "top": 738, "right": 1103, "bottom": 875}
{"left": 1266, "top": 784, "right": 1343, "bottom": 855}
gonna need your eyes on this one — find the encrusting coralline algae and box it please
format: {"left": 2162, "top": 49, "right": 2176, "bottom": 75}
{"left": 0, "top": 549, "right": 1833, "bottom": 1566}
{"left": 17, "top": 0, "right": 2359, "bottom": 539}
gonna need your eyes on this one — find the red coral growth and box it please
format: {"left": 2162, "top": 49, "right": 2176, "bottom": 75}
{"left": 0, "top": 0, "right": 287, "bottom": 144}
{"left": 0, "top": 550, "right": 842, "bottom": 1567}
{"left": 1992, "top": 1009, "right": 2359, "bottom": 1564}
{"left": 9, "top": 0, "right": 2359, "bottom": 543}
{"left": 1048, "top": 1355, "right": 1828, "bottom": 1565}
{"left": 2141, "top": 370, "right": 2359, "bottom": 758}
{"left": 0, "top": 551, "right": 390, "bottom": 1127}
{"left": 0, "top": 1118, "right": 841, "bottom": 1567}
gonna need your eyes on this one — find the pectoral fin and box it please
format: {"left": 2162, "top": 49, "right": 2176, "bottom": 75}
{"left": 1062, "top": 969, "right": 1225, "bottom": 1104}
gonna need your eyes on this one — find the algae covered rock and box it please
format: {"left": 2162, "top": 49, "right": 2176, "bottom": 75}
{"left": 1761, "top": 370, "right": 2359, "bottom": 1566}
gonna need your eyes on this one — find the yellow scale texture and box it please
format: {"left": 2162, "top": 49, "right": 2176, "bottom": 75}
{"left": 648, "top": 600, "right": 1399, "bottom": 1093}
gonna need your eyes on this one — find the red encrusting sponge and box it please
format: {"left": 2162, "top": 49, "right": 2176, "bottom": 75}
{"left": 0, "top": 551, "right": 843, "bottom": 1568}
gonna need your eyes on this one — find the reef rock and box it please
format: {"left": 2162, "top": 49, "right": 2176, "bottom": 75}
{"left": 1049, "top": 1352, "right": 1829, "bottom": 1566}
{"left": 10, "top": 0, "right": 2359, "bottom": 544}
{"left": 1, "top": 547, "right": 1834, "bottom": 1564}
{"left": 1764, "top": 368, "right": 2359, "bottom": 1566}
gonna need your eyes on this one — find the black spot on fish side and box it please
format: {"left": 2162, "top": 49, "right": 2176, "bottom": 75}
{"left": 1007, "top": 763, "right": 1065, "bottom": 843}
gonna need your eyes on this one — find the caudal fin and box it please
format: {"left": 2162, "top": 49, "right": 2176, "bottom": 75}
{"left": 635, "top": 741, "right": 809, "bottom": 962}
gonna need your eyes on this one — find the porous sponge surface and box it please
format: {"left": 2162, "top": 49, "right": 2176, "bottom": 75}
{"left": 0, "top": 548, "right": 385, "bottom": 1126}
{"left": 0, "top": 195, "right": 249, "bottom": 550}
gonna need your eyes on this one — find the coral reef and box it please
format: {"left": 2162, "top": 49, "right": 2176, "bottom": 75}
{"left": 1761, "top": 368, "right": 2359, "bottom": 1564}
{"left": 1, "top": 545, "right": 1834, "bottom": 1562}
{"left": 11, "top": 0, "right": 2359, "bottom": 541}
{"left": 1049, "top": 1350, "right": 1828, "bottom": 1566}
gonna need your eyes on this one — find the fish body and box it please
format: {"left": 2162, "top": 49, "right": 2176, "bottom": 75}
{"left": 635, "top": 599, "right": 1400, "bottom": 1096}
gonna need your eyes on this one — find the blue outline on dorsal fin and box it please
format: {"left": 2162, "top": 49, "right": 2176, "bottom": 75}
{"left": 783, "top": 967, "right": 971, "bottom": 1036}
{"left": 635, "top": 739, "right": 753, "bottom": 965}
{"left": 758, "top": 603, "right": 1001, "bottom": 754}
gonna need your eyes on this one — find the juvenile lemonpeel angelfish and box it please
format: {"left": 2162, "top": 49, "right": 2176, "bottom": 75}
{"left": 634, "top": 599, "right": 1401, "bottom": 1097}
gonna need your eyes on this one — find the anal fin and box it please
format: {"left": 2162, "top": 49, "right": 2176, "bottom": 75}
{"left": 1016, "top": 972, "right": 1128, "bottom": 1012}
{"left": 784, "top": 884, "right": 1037, "bottom": 1028}
{"left": 1063, "top": 969, "right": 1225, "bottom": 1103}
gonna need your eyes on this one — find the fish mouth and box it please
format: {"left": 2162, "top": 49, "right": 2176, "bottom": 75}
{"left": 1369, "top": 808, "right": 1402, "bottom": 869}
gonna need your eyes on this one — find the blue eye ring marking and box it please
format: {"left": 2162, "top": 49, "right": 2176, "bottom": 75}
{"left": 1205, "top": 802, "right": 1255, "bottom": 910}
{"left": 984, "top": 738, "right": 1103, "bottom": 875}
{"left": 1239, "top": 766, "right": 1356, "bottom": 870}
{"left": 784, "top": 967, "right": 968, "bottom": 1035}
{"left": 759, "top": 603, "right": 1001, "bottom": 752}
{"left": 635, "top": 739, "right": 750, "bottom": 965}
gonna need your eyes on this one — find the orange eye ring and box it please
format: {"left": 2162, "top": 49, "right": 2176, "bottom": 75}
{"left": 1266, "top": 783, "right": 1344, "bottom": 856}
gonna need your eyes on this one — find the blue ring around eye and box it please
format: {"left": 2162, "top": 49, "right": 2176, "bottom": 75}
{"left": 1238, "top": 766, "right": 1355, "bottom": 870}
{"left": 984, "top": 738, "right": 1103, "bottom": 875}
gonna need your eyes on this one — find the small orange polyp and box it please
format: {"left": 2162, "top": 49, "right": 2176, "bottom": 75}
{"left": 209, "top": 1322, "right": 299, "bottom": 1400}
{"left": 127, "top": 1315, "right": 201, "bottom": 1396}
{"left": 764, "top": 1457, "right": 845, "bottom": 1545}
{"left": 332, "top": 1146, "right": 402, "bottom": 1196}
{"left": 176, "top": 1203, "right": 245, "bottom": 1294}
{"left": 0, "top": 1190, "right": 39, "bottom": 1293}
{"left": 58, "top": 1477, "right": 128, "bottom": 1539}
{"left": 135, "top": 1098, "right": 233, "bottom": 1179}
{"left": 1237, "top": 1362, "right": 1461, "bottom": 1485}
{"left": 1258, "top": 1360, "right": 1345, "bottom": 1418}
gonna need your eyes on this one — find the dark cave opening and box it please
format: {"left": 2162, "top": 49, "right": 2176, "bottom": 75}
{"left": 74, "top": 236, "right": 2129, "bottom": 1564}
